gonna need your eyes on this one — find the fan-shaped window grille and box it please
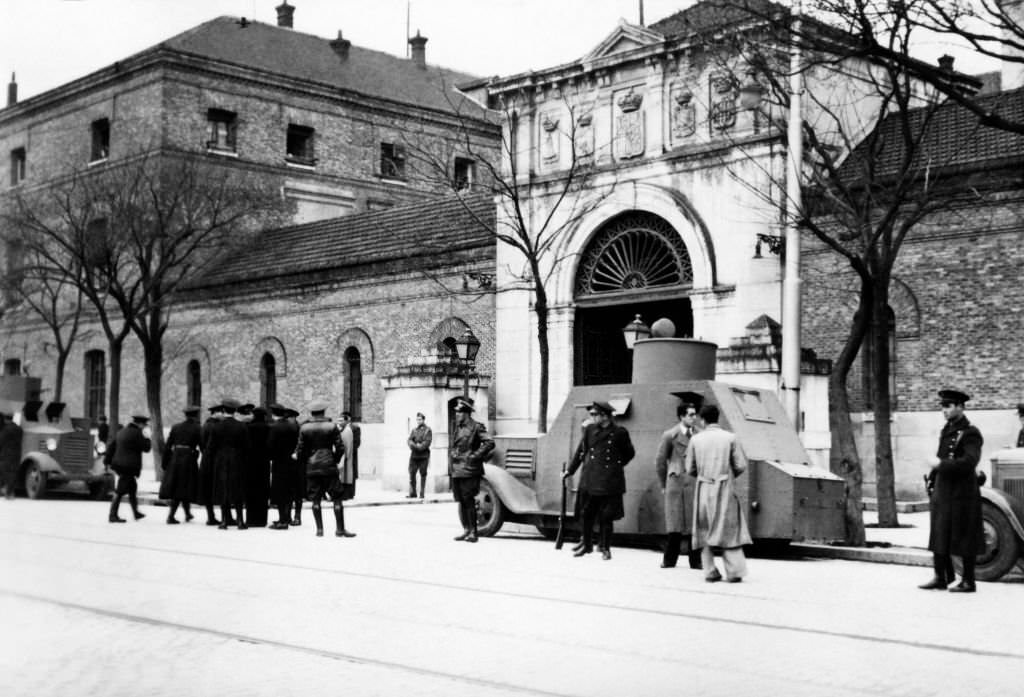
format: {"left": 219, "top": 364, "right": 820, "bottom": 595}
{"left": 575, "top": 212, "right": 692, "bottom": 297}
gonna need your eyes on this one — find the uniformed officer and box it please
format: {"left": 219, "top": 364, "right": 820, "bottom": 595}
{"left": 450, "top": 398, "right": 494, "bottom": 543}
{"left": 159, "top": 405, "right": 202, "bottom": 524}
{"left": 293, "top": 400, "right": 348, "bottom": 537}
{"left": 104, "top": 413, "right": 152, "bottom": 523}
{"left": 919, "top": 389, "right": 984, "bottom": 593}
{"left": 564, "top": 400, "right": 635, "bottom": 560}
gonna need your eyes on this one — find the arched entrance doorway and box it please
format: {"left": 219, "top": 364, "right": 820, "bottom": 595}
{"left": 573, "top": 211, "right": 694, "bottom": 385}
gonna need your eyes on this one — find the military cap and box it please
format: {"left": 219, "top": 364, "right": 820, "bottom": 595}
{"left": 237, "top": 403, "right": 255, "bottom": 414}
{"left": 588, "top": 400, "right": 615, "bottom": 416}
{"left": 183, "top": 405, "right": 201, "bottom": 415}
{"left": 207, "top": 403, "right": 225, "bottom": 413}
{"left": 268, "top": 402, "right": 286, "bottom": 414}
{"left": 284, "top": 408, "right": 300, "bottom": 419}
{"left": 130, "top": 412, "right": 150, "bottom": 423}
{"left": 252, "top": 406, "right": 268, "bottom": 420}
{"left": 454, "top": 398, "right": 474, "bottom": 413}
{"left": 307, "top": 399, "right": 330, "bottom": 414}
{"left": 938, "top": 389, "right": 970, "bottom": 405}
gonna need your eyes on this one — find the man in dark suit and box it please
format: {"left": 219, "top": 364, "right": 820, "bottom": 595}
{"left": 450, "top": 398, "right": 494, "bottom": 543}
{"left": 920, "top": 388, "right": 984, "bottom": 593}
{"left": 268, "top": 403, "right": 300, "bottom": 529}
{"left": 104, "top": 412, "right": 152, "bottom": 523}
{"left": 199, "top": 403, "right": 225, "bottom": 526}
{"left": 0, "top": 404, "right": 23, "bottom": 500}
{"left": 159, "top": 405, "right": 202, "bottom": 524}
{"left": 564, "top": 400, "right": 635, "bottom": 560}
{"left": 655, "top": 402, "right": 701, "bottom": 569}
{"left": 244, "top": 406, "right": 271, "bottom": 527}
{"left": 211, "top": 399, "right": 251, "bottom": 530}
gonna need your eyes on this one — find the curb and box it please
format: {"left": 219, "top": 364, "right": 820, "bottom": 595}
{"left": 861, "top": 498, "right": 931, "bottom": 513}
{"left": 792, "top": 542, "right": 932, "bottom": 567}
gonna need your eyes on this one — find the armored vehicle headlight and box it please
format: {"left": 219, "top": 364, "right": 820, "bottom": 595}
{"left": 46, "top": 438, "right": 58, "bottom": 451}
{"left": 95, "top": 441, "right": 107, "bottom": 455}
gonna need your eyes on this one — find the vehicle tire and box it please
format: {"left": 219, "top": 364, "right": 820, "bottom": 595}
{"left": 966, "top": 502, "right": 1021, "bottom": 582}
{"left": 23, "top": 462, "right": 47, "bottom": 500}
{"left": 474, "top": 479, "right": 505, "bottom": 537}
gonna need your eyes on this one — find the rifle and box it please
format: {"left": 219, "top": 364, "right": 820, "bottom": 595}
{"left": 555, "top": 460, "right": 568, "bottom": 549}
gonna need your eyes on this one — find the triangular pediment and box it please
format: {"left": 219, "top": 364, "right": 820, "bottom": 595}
{"left": 582, "top": 19, "right": 665, "bottom": 62}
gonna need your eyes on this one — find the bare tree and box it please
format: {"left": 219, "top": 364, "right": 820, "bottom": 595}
{"left": 6, "top": 151, "right": 289, "bottom": 467}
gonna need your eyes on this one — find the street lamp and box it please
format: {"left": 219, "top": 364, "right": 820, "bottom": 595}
{"left": 621, "top": 314, "right": 651, "bottom": 350}
{"left": 453, "top": 327, "right": 480, "bottom": 397}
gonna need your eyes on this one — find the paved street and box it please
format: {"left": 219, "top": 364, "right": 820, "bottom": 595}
{"left": 1, "top": 498, "right": 1022, "bottom": 697}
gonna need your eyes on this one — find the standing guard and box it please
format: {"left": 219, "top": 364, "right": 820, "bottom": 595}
{"left": 564, "top": 400, "right": 634, "bottom": 560}
{"left": 450, "top": 398, "right": 494, "bottom": 543}
{"left": 293, "top": 400, "right": 348, "bottom": 537}
{"left": 407, "top": 412, "right": 432, "bottom": 498}
{"left": 159, "top": 405, "right": 202, "bottom": 523}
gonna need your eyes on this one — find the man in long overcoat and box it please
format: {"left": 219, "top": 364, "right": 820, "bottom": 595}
{"left": 0, "top": 404, "right": 23, "bottom": 500}
{"left": 268, "top": 403, "right": 300, "bottom": 529}
{"left": 339, "top": 411, "right": 360, "bottom": 501}
{"left": 159, "top": 405, "right": 202, "bottom": 523}
{"left": 104, "top": 413, "right": 152, "bottom": 523}
{"left": 919, "top": 389, "right": 984, "bottom": 593}
{"left": 655, "top": 402, "right": 701, "bottom": 569}
{"left": 199, "top": 403, "right": 225, "bottom": 526}
{"left": 450, "top": 398, "right": 494, "bottom": 543}
{"left": 211, "top": 399, "right": 251, "bottom": 530}
{"left": 685, "top": 404, "right": 751, "bottom": 582}
{"left": 293, "top": 400, "right": 349, "bottom": 538}
{"left": 244, "top": 406, "right": 271, "bottom": 528}
{"left": 564, "top": 400, "right": 635, "bottom": 560}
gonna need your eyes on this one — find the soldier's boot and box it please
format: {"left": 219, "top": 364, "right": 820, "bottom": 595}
{"left": 182, "top": 503, "right": 194, "bottom": 522}
{"left": 166, "top": 501, "right": 180, "bottom": 525}
{"left": 419, "top": 474, "right": 427, "bottom": 499}
{"left": 574, "top": 513, "right": 595, "bottom": 556}
{"left": 465, "top": 501, "right": 479, "bottom": 543}
{"left": 312, "top": 504, "right": 324, "bottom": 537}
{"left": 129, "top": 491, "right": 145, "bottom": 520}
{"left": 205, "top": 505, "right": 220, "bottom": 526}
{"left": 236, "top": 505, "right": 246, "bottom": 530}
{"left": 950, "top": 557, "right": 977, "bottom": 593}
{"left": 108, "top": 495, "right": 126, "bottom": 523}
{"left": 406, "top": 474, "right": 417, "bottom": 498}
{"left": 291, "top": 501, "right": 302, "bottom": 526}
{"left": 454, "top": 501, "right": 472, "bottom": 541}
{"left": 600, "top": 523, "right": 612, "bottom": 560}
{"left": 334, "top": 502, "right": 356, "bottom": 537}
{"left": 218, "top": 505, "right": 231, "bottom": 530}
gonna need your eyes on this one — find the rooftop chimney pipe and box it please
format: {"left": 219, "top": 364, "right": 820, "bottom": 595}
{"left": 7, "top": 73, "right": 16, "bottom": 107}
{"left": 330, "top": 31, "right": 351, "bottom": 60}
{"left": 409, "top": 31, "right": 428, "bottom": 69}
{"left": 276, "top": 1, "right": 295, "bottom": 28}
{"left": 938, "top": 54, "right": 955, "bottom": 72}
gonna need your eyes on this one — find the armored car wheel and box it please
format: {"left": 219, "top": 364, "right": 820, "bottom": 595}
{"left": 965, "top": 501, "right": 1021, "bottom": 582}
{"left": 23, "top": 462, "right": 47, "bottom": 500}
{"left": 474, "top": 479, "right": 505, "bottom": 537}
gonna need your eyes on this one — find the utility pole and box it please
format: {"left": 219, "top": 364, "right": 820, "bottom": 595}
{"left": 781, "top": 0, "right": 803, "bottom": 429}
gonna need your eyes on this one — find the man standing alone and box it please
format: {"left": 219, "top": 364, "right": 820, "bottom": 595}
{"left": 686, "top": 404, "right": 751, "bottom": 582}
{"left": 0, "top": 404, "right": 23, "bottom": 500}
{"left": 919, "top": 389, "right": 984, "bottom": 593}
{"left": 407, "top": 412, "right": 432, "bottom": 498}
{"left": 450, "top": 399, "right": 494, "bottom": 543}
{"left": 564, "top": 400, "right": 634, "bottom": 560}
{"left": 105, "top": 413, "right": 152, "bottom": 523}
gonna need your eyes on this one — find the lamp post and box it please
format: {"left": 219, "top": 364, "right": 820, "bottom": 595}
{"left": 621, "top": 314, "right": 651, "bottom": 350}
{"left": 453, "top": 327, "right": 481, "bottom": 398}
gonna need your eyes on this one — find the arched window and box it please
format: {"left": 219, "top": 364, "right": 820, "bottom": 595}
{"left": 186, "top": 360, "right": 202, "bottom": 407}
{"left": 344, "top": 346, "right": 362, "bottom": 420}
{"left": 260, "top": 352, "right": 277, "bottom": 407}
{"left": 84, "top": 350, "right": 105, "bottom": 421}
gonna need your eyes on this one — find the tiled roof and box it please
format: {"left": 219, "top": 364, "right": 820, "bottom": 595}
{"left": 650, "top": 0, "right": 786, "bottom": 37}
{"left": 842, "top": 87, "right": 1024, "bottom": 180}
{"left": 154, "top": 17, "right": 485, "bottom": 116}
{"left": 191, "top": 193, "right": 495, "bottom": 291}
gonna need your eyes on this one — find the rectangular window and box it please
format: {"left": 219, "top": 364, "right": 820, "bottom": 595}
{"left": 286, "top": 124, "right": 316, "bottom": 165}
{"left": 9, "top": 147, "right": 26, "bottom": 186}
{"left": 454, "top": 157, "right": 475, "bottom": 190}
{"left": 91, "top": 118, "right": 110, "bottom": 162}
{"left": 84, "top": 350, "right": 106, "bottom": 422}
{"left": 380, "top": 142, "right": 406, "bottom": 179}
{"left": 206, "top": 109, "right": 237, "bottom": 152}
{"left": 4, "top": 239, "right": 24, "bottom": 304}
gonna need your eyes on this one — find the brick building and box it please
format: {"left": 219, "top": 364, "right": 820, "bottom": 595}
{"left": 0, "top": 4, "right": 500, "bottom": 492}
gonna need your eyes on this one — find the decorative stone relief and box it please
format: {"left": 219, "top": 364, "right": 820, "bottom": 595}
{"left": 574, "top": 108, "right": 595, "bottom": 161}
{"left": 614, "top": 88, "right": 645, "bottom": 160}
{"left": 670, "top": 86, "right": 696, "bottom": 141}
{"left": 540, "top": 113, "right": 560, "bottom": 163}
{"left": 709, "top": 74, "right": 737, "bottom": 132}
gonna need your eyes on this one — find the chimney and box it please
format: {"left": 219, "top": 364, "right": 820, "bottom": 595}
{"left": 7, "top": 73, "right": 16, "bottom": 107}
{"left": 276, "top": 1, "right": 295, "bottom": 28}
{"left": 408, "top": 31, "right": 428, "bottom": 69}
{"left": 330, "top": 31, "right": 351, "bottom": 60}
{"left": 938, "top": 54, "right": 955, "bottom": 72}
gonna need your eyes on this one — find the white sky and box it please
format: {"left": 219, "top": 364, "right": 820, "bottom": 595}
{"left": 0, "top": 0, "right": 1001, "bottom": 102}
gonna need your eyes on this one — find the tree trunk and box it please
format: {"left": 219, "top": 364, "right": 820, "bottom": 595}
{"left": 53, "top": 350, "right": 68, "bottom": 402}
{"left": 872, "top": 280, "right": 899, "bottom": 527}
{"left": 534, "top": 279, "right": 549, "bottom": 434}
{"left": 143, "top": 336, "right": 165, "bottom": 479}
{"left": 107, "top": 337, "right": 123, "bottom": 435}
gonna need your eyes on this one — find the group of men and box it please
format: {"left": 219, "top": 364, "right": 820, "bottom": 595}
{"left": 104, "top": 399, "right": 361, "bottom": 538}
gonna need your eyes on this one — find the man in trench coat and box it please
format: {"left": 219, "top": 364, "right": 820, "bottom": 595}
{"left": 655, "top": 402, "right": 701, "bottom": 569}
{"left": 0, "top": 404, "right": 23, "bottom": 500}
{"left": 919, "top": 389, "right": 984, "bottom": 593}
{"left": 685, "top": 403, "right": 751, "bottom": 582}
